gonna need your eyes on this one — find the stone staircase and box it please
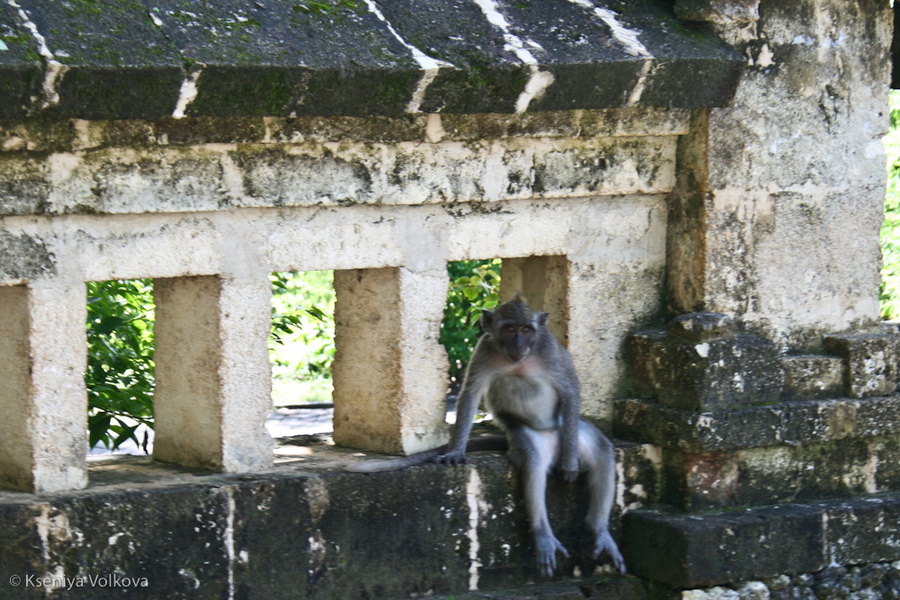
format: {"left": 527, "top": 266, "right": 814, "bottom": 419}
{"left": 613, "top": 313, "right": 900, "bottom": 594}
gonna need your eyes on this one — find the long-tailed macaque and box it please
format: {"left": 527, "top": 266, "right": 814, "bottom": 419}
{"left": 346, "top": 293, "right": 625, "bottom": 577}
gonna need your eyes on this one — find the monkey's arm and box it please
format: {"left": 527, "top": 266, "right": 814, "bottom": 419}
{"left": 436, "top": 344, "right": 492, "bottom": 465}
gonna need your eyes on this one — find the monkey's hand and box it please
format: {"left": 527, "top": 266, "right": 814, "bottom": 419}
{"left": 535, "top": 532, "right": 569, "bottom": 578}
{"left": 593, "top": 530, "right": 626, "bottom": 575}
{"left": 434, "top": 449, "right": 467, "bottom": 466}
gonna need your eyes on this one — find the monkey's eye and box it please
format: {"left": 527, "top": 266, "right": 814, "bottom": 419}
{"left": 521, "top": 325, "right": 534, "bottom": 334}
{"left": 502, "top": 324, "right": 516, "bottom": 334}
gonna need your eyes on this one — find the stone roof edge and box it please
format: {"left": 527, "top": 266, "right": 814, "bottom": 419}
{"left": 0, "top": 0, "right": 744, "bottom": 121}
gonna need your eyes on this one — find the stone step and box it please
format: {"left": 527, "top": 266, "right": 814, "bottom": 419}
{"left": 427, "top": 577, "right": 647, "bottom": 600}
{"left": 622, "top": 493, "right": 900, "bottom": 590}
{"left": 615, "top": 395, "right": 900, "bottom": 454}
{"left": 616, "top": 396, "right": 900, "bottom": 510}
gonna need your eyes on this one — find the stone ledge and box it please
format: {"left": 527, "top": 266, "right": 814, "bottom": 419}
{"left": 0, "top": 0, "right": 743, "bottom": 120}
{"left": 614, "top": 395, "right": 900, "bottom": 453}
{"left": 824, "top": 331, "right": 900, "bottom": 399}
{"left": 0, "top": 438, "right": 657, "bottom": 599}
{"left": 0, "top": 134, "right": 678, "bottom": 217}
{"left": 622, "top": 493, "right": 900, "bottom": 589}
{"left": 0, "top": 108, "right": 694, "bottom": 154}
{"left": 782, "top": 354, "right": 845, "bottom": 401}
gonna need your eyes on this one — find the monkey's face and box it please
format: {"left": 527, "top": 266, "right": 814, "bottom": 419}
{"left": 481, "top": 295, "right": 549, "bottom": 364}
{"left": 496, "top": 320, "right": 537, "bottom": 363}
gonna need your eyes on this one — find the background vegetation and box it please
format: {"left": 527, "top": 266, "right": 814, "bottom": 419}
{"left": 441, "top": 259, "right": 501, "bottom": 383}
{"left": 881, "top": 89, "right": 900, "bottom": 320}
{"left": 270, "top": 271, "right": 335, "bottom": 406}
{"left": 86, "top": 279, "right": 155, "bottom": 451}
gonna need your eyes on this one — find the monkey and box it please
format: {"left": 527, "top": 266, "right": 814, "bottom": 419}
{"left": 346, "top": 293, "right": 625, "bottom": 578}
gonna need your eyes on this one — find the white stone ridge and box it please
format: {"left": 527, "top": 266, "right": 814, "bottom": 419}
{"left": 566, "top": 1, "right": 654, "bottom": 105}
{"left": 172, "top": 65, "right": 203, "bottom": 120}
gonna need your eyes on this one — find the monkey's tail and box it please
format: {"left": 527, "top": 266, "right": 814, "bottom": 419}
{"left": 343, "top": 436, "right": 508, "bottom": 473}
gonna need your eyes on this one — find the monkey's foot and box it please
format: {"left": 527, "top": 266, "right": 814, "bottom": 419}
{"left": 593, "top": 530, "right": 626, "bottom": 575}
{"left": 535, "top": 534, "right": 569, "bottom": 578}
{"left": 434, "top": 449, "right": 467, "bottom": 466}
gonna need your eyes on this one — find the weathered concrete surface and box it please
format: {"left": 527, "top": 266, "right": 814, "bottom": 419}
{"left": 668, "top": 0, "right": 891, "bottom": 350}
{"left": 153, "top": 275, "right": 274, "bottom": 472}
{"left": 0, "top": 3, "right": 41, "bottom": 122}
{"left": 624, "top": 494, "right": 900, "bottom": 589}
{"left": 0, "top": 107, "right": 693, "bottom": 157}
{"left": 0, "top": 108, "right": 693, "bottom": 153}
{"left": 782, "top": 354, "right": 845, "bottom": 401}
{"left": 429, "top": 578, "right": 649, "bottom": 600}
{"left": 0, "top": 439, "right": 658, "bottom": 600}
{"left": 500, "top": 256, "right": 570, "bottom": 345}
{"left": 0, "top": 1, "right": 742, "bottom": 120}
{"left": 624, "top": 503, "right": 828, "bottom": 589}
{"left": 617, "top": 394, "right": 900, "bottom": 509}
{"left": 0, "top": 194, "right": 667, "bottom": 438}
{"left": 9, "top": 0, "right": 184, "bottom": 121}
{"left": 679, "top": 562, "right": 900, "bottom": 600}
{"left": 659, "top": 435, "right": 900, "bottom": 509}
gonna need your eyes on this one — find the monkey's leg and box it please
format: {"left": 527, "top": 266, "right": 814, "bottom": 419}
{"left": 578, "top": 420, "right": 626, "bottom": 574}
{"left": 508, "top": 426, "right": 569, "bottom": 578}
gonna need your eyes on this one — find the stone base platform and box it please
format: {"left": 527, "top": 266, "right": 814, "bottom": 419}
{"left": 0, "top": 434, "right": 656, "bottom": 600}
{"left": 623, "top": 493, "right": 900, "bottom": 590}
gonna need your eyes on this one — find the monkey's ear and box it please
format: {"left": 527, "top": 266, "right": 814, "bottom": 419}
{"left": 538, "top": 312, "right": 549, "bottom": 327}
{"left": 480, "top": 309, "right": 495, "bottom": 332}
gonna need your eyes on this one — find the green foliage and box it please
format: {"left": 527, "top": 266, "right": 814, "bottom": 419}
{"left": 270, "top": 271, "right": 335, "bottom": 405}
{"left": 882, "top": 90, "right": 900, "bottom": 320}
{"left": 85, "top": 279, "right": 155, "bottom": 452}
{"left": 441, "top": 260, "right": 502, "bottom": 381}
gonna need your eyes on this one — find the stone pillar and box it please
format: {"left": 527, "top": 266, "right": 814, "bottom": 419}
{"left": 500, "top": 256, "right": 569, "bottom": 345}
{"left": 153, "top": 275, "right": 273, "bottom": 471}
{"left": 670, "top": 0, "right": 892, "bottom": 349}
{"left": 0, "top": 281, "right": 87, "bottom": 493}
{"left": 332, "top": 267, "right": 449, "bottom": 455}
